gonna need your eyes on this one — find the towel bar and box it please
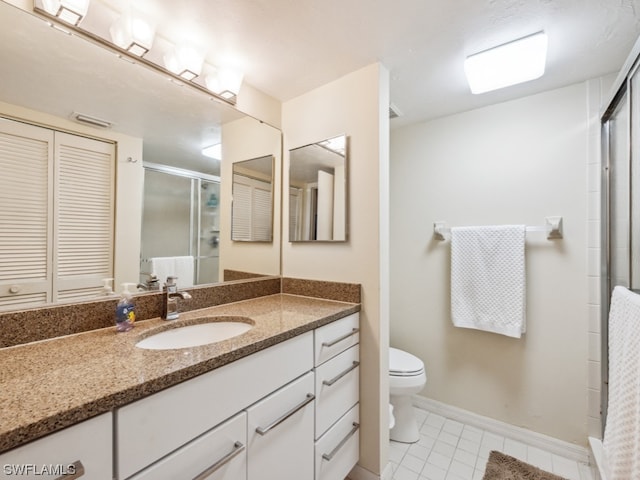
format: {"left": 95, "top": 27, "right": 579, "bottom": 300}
{"left": 433, "top": 216, "right": 563, "bottom": 241}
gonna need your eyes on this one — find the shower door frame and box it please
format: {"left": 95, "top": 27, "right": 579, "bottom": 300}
{"left": 600, "top": 41, "right": 640, "bottom": 434}
{"left": 142, "top": 162, "right": 221, "bottom": 286}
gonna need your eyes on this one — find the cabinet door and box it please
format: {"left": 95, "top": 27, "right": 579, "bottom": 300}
{"left": 129, "top": 412, "right": 247, "bottom": 480}
{"left": 315, "top": 344, "right": 359, "bottom": 437}
{"left": 247, "top": 372, "right": 315, "bottom": 480}
{"left": 314, "top": 313, "right": 359, "bottom": 366}
{"left": 0, "top": 413, "right": 111, "bottom": 480}
{"left": 315, "top": 405, "right": 359, "bottom": 480}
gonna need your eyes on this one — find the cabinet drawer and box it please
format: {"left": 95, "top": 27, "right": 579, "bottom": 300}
{"left": 0, "top": 413, "right": 112, "bottom": 480}
{"left": 129, "top": 412, "right": 247, "bottom": 480}
{"left": 246, "top": 372, "right": 314, "bottom": 480}
{"left": 315, "top": 404, "right": 359, "bottom": 480}
{"left": 117, "top": 332, "right": 313, "bottom": 479}
{"left": 314, "top": 313, "right": 359, "bottom": 366}
{"left": 315, "top": 344, "right": 359, "bottom": 437}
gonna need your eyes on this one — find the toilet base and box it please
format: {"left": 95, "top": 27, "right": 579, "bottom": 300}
{"left": 389, "top": 394, "right": 419, "bottom": 443}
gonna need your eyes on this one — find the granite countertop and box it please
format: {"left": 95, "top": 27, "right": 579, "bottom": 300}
{"left": 0, "top": 293, "right": 360, "bottom": 453}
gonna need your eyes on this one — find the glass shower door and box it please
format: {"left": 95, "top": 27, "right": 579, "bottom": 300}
{"left": 197, "top": 180, "right": 220, "bottom": 285}
{"left": 140, "top": 168, "right": 220, "bottom": 287}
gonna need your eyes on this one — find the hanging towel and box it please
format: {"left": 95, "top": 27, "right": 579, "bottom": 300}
{"left": 603, "top": 286, "right": 640, "bottom": 480}
{"left": 173, "top": 256, "right": 194, "bottom": 288}
{"left": 150, "top": 256, "right": 194, "bottom": 288}
{"left": 450, "top": 225, "right": 526, "bottom": 338}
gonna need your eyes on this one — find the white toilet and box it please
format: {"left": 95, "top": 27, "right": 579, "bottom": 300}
{"left": 389, "top": 347, "right": 427, "bottom": 443}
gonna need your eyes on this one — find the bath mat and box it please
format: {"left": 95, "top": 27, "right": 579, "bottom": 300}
{"left": 483, "top": 451, "right": 568, "bottom": 480}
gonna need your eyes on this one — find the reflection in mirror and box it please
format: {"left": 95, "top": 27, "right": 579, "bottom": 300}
{"left": 289, "top": 135, "right": 348, "bottom": 242}
{"left": 140, "top": 164, "right": 221, "bottom": 289}
{"left": 0, "top": 2, "right": 282, "bottom": 312}
{"left": 232, "top": 156, "right": 275, "bottom": 242}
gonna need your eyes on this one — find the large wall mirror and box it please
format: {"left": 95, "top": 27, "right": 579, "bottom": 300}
{"left": 289, "top": 135, "right": 348, "bottom": 242}
{"left": 0, "top": 2, "right": 281, "bottom": 312}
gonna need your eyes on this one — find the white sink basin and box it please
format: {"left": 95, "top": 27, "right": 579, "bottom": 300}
{"left": 136, "top": 318, "right": 254, "bottom": 350}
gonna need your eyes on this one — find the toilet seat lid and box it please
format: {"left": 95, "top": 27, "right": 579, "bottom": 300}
{"left": 389, "top": 347, "right": 424, "bottom": 375}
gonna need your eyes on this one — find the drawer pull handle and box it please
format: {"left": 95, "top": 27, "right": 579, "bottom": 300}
{"left": 55, "top": 461, "right": 84, "bottom": 480}
{"left": 193, "top": 441, "right": 245, "bottom": 480}
{"left": 323, "top": 361, "right": 359, "bottom": 387}
{"left": 322, "top": 328, "right": 359, "bottom": 347}
{"left": 322, "top": 422, "right": 360, "bottom": 461}
{"left": 255, "top": 393, "right": 315, "bottom": 436}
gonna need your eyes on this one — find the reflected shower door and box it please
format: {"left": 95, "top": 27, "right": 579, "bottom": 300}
{"left": 140, "top": 168, "right": 220, "bottom": 286}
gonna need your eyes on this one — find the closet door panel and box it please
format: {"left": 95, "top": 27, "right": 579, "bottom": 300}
{"left": 0, "top": 117, "right": 53, "bottom": 309}
{"left": 54, "top": 132, "right": 115, "bottom": 302}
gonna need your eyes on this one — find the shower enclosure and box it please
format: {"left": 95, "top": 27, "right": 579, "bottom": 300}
{"left": 140, "top": 164, "right": 221, "bottom": 287}
{"left": 601, "top": 41, "right": 640, "bottom": 431}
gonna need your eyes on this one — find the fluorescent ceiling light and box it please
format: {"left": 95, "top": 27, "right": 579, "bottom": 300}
{"left": 464, "top": 31, "right": 548, "bottom": 94}
{"left": 202, "top": 144, "right": 221, "bottom": 159}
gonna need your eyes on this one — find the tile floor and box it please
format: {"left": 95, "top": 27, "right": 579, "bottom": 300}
{"left": 389, "top": 407, "right": 597, "bottom": 480}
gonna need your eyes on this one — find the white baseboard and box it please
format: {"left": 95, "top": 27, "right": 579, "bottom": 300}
{"left": 347, "top": 462, "right": 393, "bottom": 480}
{"left": 413, "top": 396, "right": 591, "bottom": 464}
{"left": 588, "top": 437, "right": 606, "bottom": 480}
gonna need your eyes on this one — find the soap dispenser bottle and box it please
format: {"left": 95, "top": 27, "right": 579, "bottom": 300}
{"left": 115, "top": 283, "right": 137, "bottom": 332}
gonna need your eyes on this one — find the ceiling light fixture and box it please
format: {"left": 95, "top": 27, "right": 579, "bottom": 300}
{"left": 41, "top": 0, "right": 90, "bottom": 25}
{"left": 464, "top": 31, "right": 548, "bottom": 94}
{"left": 202, "top": 144, "right": 221, "bottom": 159}
{"left": 109, "top": 12, "right": 155, "bottom": 57}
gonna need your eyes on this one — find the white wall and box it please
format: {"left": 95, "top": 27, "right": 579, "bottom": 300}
{"left": 220, "top": 116, "right": 282, "bottom": 278}
{"left": 282, "top": 63, "right": 390, "bottom": 476}
{"left": 390, "top": 82, "right": 595, "bottom": 445}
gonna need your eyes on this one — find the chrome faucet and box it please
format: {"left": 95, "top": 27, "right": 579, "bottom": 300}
{"left": 162, "top": 276, "right": 192, "bottom": 320}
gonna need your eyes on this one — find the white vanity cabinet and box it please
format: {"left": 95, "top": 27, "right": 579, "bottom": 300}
{"left": 0, "top": 412, "right": 112, "bottom": 480}
{"left": 116, "top": 332, "right": 313, "bottom": 479}
{"left": 246, "top": 371, "right": 315, "bottom": 480}
{"left": 313, "top": 312, "right": 360, "bottom": 480}
{"left": 128, "top": 412, "right": 247, "bottom": 480}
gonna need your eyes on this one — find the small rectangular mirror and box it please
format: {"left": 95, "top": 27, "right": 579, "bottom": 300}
{"left": 231, "top": 155, "right": 275, "bottom": 242}
{"left": 289, "top": 135, "right": 348, "bottom": 242}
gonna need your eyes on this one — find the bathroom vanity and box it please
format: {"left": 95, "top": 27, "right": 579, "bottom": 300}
{"left": 0, "top": 293, "right": 360, "bottom": 480}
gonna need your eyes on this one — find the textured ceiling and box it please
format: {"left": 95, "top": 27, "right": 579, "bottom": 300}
{"left": 1, "top": 0, "right": 639, "bottom": 165}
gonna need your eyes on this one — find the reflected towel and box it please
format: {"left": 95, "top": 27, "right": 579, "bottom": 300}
{"left": 603, "top": 286, "right": 640, "bottom": 480}
{"left": 450, "top": 225, "right": 526, "bottom": 338}
{"left": 150, "top": 256, "right": 194, "bottom": 288}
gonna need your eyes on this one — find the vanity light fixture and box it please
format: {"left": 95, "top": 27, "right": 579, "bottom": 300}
{"left": 33, "top": 0, "right": 242, "bottom": 104}
{"left": 205, "top": 67, "right": 244, "bottom": 100}
{"left": 202, "top": 144, "right": 221, "bottom": 160}
{"left": 109, "top": 12, "right": 155, "bottom": 57}
{"left": 41, "top": 0, "right": 89, "bottom": 25}
{"left": 164, "top": 46, "right": 205, "bottom": 81}
{"left": 464, "top": 31, "right": 548, "bottom": 94}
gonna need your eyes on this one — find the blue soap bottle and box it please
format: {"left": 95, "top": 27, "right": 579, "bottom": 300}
{"left": 115, "top": 283, "right": 136, "bottom": 332}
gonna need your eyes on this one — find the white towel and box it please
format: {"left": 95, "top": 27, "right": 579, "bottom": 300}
{"left": 603, "top": 286, "right": 640, "bottom": 480}
{"left": 150, "top": 256, "right": 194, "bottom": 288}
{"left": 450, "top": 225, "right": 526, "bottom": 338}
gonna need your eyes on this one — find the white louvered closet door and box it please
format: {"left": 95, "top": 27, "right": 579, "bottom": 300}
{"left": 0, "top": 118, "right": 53, "bottom": 309}
{"left": 53, "top": 132, "right": 114, "bottom": 303}
{"left": 0, "top": 118, "right": 115, "bottom": 310}
{"left": 231, "top": 174, "right": 272, "bottom": 241}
